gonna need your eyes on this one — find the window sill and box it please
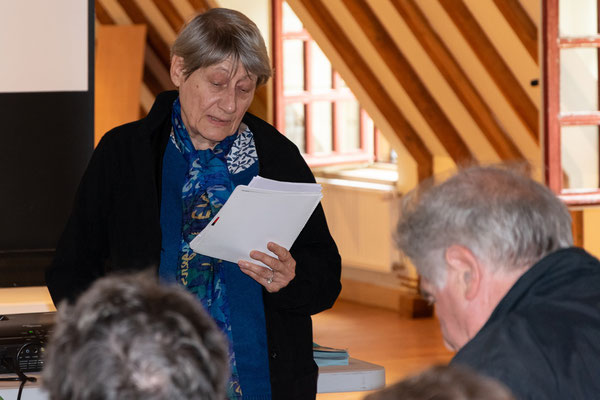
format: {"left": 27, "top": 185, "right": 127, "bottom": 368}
{"left": 313, "top": 163, "right": 398, "bottom": 193}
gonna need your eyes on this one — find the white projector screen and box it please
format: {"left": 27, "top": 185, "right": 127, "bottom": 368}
{"left": 0, "top": 0, "right": 88, "bottom": 93}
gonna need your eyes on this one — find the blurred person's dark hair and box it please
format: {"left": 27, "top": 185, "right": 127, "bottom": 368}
{"left": 42, "top": 271, "right": 229, "bottom": 400}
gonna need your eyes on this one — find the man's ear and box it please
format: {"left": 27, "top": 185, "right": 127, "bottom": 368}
{"left": 170, "top": 55, "right": 185, "bottom": 87}
{"left": 445, "top": 245, "right": 481, "bottom": 301}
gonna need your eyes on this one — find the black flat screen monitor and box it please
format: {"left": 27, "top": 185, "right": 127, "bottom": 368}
{"left": 0, "top": 93, "right": 93, "bottom": 287}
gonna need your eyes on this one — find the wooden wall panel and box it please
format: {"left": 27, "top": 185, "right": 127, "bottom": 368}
{"left": 95, "top": 25, "right": 147, "bottom": 145}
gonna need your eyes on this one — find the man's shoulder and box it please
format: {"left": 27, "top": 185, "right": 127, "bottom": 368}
{"left": 453, "top": 298, "right": 600, "bottom": 398}
{"left": 452, "top": 314, "right": 552, "bottom": 398}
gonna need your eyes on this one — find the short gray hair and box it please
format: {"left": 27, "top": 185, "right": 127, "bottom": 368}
{"left": 172, "top": 8, "right": 272, "bottom": 86}
{"left": 42, "top": 271, "right": 229, "bottom": 400}
{"left": 395, "top": 165, "right": 573, "bottom": 288}
{"left": 365, "top": 365, "right": 515, "bottom": 400}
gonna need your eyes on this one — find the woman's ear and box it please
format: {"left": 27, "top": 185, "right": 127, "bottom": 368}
{"left": 170, "top": 55, "right": 185, "bottom": 87}
{"left": 445, "top": 245, "right": 481, "bottom": 301}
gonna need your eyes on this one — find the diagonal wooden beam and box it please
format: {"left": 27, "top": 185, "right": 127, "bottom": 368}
{"left": 152, "top": 0, "right": 185, "bottom": 32}
{"left": 440, "top": 0, "right": 539, "bottom": 144}
{"left": 343, "top": 0, "right": 474, "bottom": 165}
{"left": 392, "top": 0, "right": 524, "bottom": 161}
{"left": 188, "top": 0, "right": 212, "bottom": 12}
{"left": 145, "top": 44, "right": 176, "bottom": 92}
{"left": 493, "top": 0, "right": 538, "bottom": 64}
{"left": 143, "top": 63, "right": 166, "bottom": 97}
{"left": 95, "top": 0, "right": 114, "bottom": 24}
{"left": 299, "top": 0, "right": 433, "bottom": 180}
{"left": 117, "top": 0, "right": 172, "bottom": 66}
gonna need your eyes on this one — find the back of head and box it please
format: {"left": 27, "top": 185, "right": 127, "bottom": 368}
{"left": 365, "top": 364, "right": 515, "bottom": 400}
{"left": 172, "top": 7, "right": 272, "bottom": 86}
{"left": 42, "top": 271, "right": 229, "bottom": 400}
{"left": 396, "top": 165, "right": 573, "bottom": 287}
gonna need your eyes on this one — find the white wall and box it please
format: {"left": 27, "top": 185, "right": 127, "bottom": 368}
{"left": 319, "top": 180, "right": 402, "bottom": 273}
{"left": 0, "top": 0, "right": 88, "bottom": 92}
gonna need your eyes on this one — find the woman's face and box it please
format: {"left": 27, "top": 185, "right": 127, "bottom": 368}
{"left": 170, "top": 56, "right": 257, "bottom": 150}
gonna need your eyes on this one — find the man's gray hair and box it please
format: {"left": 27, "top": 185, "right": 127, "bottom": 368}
{"left": 172, "top": 8, "right": 272, "bottom": 86}
{"left": 396, "top": 165, "right": 573, "bottom": 288}
{"left": 42, "top": 271, "right": 229, "bottom": 400}
{"left": 365, "top": 364, "right": 515, "bottom": 400}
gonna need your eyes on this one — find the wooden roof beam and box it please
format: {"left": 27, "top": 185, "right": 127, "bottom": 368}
{"left": 151, "top": 0, "right": 185, "bottom": 32}
{"left": 493, "top": 0, "right": 538, "bottom": 64}
{"left": 392, "top": 0, "right": 524, "bottom": 161}
{"left": 440, "top": 0, "right": 539, "bottom": 144}
{"left": 188, "top": 0, "right": 213, "bottom": 12}
{"left": 343, "top": 0, "right": 474, "bottom": 165}
{"left": 117, "top": 0, "right": 172, "bottom": 66}
{"left": 144, "top": 44, "right": 176, "bottom": 93}
{"left": 95, "top": 0, "right": 114, "bottom": 25}
{"left": 299, "top": 0, "right": 433, "bottom": 181}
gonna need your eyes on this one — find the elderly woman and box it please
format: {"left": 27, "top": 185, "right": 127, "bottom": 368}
{"left": 46, "top": 8, "right": 341, "bottom": 400}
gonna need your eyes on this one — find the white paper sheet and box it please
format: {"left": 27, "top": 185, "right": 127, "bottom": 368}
{"left": 189, "top": 178, "right": 322, "bottom": 268}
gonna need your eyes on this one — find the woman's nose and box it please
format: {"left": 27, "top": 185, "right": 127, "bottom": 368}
{"left": 218, "top": 87, "right": 236, "bottom": 113}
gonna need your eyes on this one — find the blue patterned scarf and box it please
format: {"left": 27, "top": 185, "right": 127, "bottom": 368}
{"left": 171, "top": 98, "right": 242, "bottom": 398}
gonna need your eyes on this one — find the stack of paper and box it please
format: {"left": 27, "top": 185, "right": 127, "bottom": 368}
{"left": 189, "top": 176, "right": 322, "bottom": 268}
{"left": 313, "top": 343, "right": 349, "bottom": 367}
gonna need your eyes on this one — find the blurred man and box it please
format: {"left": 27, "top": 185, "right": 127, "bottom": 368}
{"left": 395, "top": 165, "right": 600, "bottom": 399}
{"left": 365, "top": 364, "right": 514, "bottom": 400}
{"left": 42, "top": 271, "right": 229, "bottom": 400}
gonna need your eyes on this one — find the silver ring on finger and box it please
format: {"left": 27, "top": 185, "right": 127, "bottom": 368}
{"left": 266, "top": 269, "right": 274, "bottom": 284}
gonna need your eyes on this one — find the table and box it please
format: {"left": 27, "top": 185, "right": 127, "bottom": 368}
{"left": 317, "top": 358, "right": 385, "bottom": 393}
{"left": 0, "top": 359, "right": 386, "bottom": 399}
{"left": 0, "top": 287, "right": 55, "bottom": 315}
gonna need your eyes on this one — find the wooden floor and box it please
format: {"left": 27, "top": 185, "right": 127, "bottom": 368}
{"left": 313, "top": 299, "right": 454, "bottom": 399}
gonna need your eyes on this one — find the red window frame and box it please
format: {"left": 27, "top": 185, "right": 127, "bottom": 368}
{"left": 272, "top": 0, "right": 378, "bottom": 167}
{"left": 543, "top": 0, "right": 600, "bottom": 205}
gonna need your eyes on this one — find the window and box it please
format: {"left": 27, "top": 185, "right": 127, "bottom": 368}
{"left": 544, "top": 0, "right": 600, "bottom": 205}
{"left": 273, "top": 0, "right": 393, "bottom": 166}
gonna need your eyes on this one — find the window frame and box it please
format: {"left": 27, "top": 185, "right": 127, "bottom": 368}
{"left": 272, "top": 0, "right": 377, "bottom": 167}
{"left": 543, "top": 0, "right": 600, "bottom": 205}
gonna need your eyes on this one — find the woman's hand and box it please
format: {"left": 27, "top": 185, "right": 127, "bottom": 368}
{"left": 238, "top": 242, "right": 296, "bottom": 292}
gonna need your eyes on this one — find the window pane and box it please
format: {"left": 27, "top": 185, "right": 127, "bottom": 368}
{"left": 311, "top": 42, "right": 332, "bottom": 91}
{"left": 338, "top": 100, "right": 360, "bottom": 152}
{"left": 283, "top": 40, "right": 304, "bottom": 93}
{"left": 561, "top": 125, "right": 599, "bottom": 190}
{"left": 311, "top": 102, "right": 332, "bottom": 153}
{"left": 283, "top": 2, "right": 303, "bottom": 33}
{"left": 559, "top": 0, "right": 598, "bottom": 36}
{"left": 285, "top": 103, "right": 305, "bottom": 152}
{"left": 560, "top": 48, "right": 598, "bottom": 112}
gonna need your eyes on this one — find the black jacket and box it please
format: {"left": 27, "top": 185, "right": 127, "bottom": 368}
{"left": 46, "top": 91, "right": 342, "bottom": 399}
{"left": 451, "top": 247, "right": 600, "bottom": 399}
